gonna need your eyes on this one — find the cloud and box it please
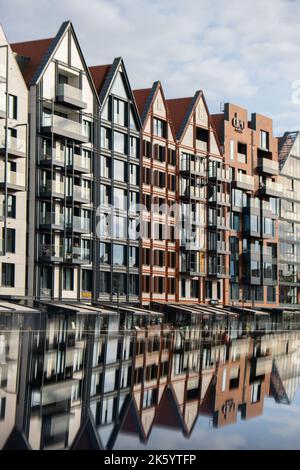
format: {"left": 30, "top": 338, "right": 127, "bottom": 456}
{"left": 1, "top": 0, "right": 300, "bottom": 134}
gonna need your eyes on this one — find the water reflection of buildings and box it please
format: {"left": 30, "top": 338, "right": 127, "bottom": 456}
{"left": 2, "top": 303, "right": 300, "bottom": 450}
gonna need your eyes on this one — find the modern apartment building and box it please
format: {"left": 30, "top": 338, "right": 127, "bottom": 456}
{"left": 11, "top": 21, "right": 99, "bottom": 302}
{"left": 278, "top": 131, "right": 300, "bottom": 306}
{"left": 167, "top": 92, "right": 229, "bottom": 304}
{"left": 212, "top": 103, "right": 280, "bottom": 308}
{"left": 133, "top": 82, "right": 177, "bottom": 304}
{"left": 90, "top": 58, "right": 141, "bottom": 303}
{"left": 0, "top": 26, "right": 28, "bottom": 298}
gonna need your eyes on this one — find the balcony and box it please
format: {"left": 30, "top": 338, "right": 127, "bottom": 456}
{"left": 0, "top": 135, "right": 26, "bottom": 158}
{"left": 232, "top": 173, "right": 255, "bottom": 191}
{"left": 217, "top": 241, "right": 230, "bottom": 253}
{"left": 40, "top": 148, "right": 65, "bottom": 168}
{"left": 180, "top": 156, "right": 206, "bottom": 176}
{"left": 0, "top": 171, "right": 25, "bottom": 191}
{"left": 39, "top": 212, "right": 64, "bottom": 230}
{"left": 181, "top": 260, "right": 205, "bottom": 276}
{"left": 180, "top": 186, "right": 206, "bottom": 201}
{"left": 39, "top": 244, "right": 64, "bottom": 261}
{"left": 208, "top": 265, "right": 227, "bottom": 278}
{"left": 56, "top": 83, "right": 87, "bottom": 110}
{"left": 209, "top": 167, "right": 231, "bottom": 182}
{"left": 196, "top": 140, "right": 208, "bottom": 152}
{"left": 282, "top": 189, "right": 300, "bottom": 202}
{"left": 40, "top": 180, "right": 65, "bottom": 199}
{"left": 67, "top": 185, "right": 91, "bottom": 204}
{"left": 65, "top": 246, "right": 90, "bottom": 264}
{"left": 67, "top": 153, "right": 91, "bottom": 174}
{"left": 42, "top": 115, "right": 90, "bottom": 144}
{"left": 257, "top": 158, "right": 279, "bottom": 176}
{"left": 260, "top": 180, "right": 282, "bottom": 198}
{"left": 66, "top": 216, "right": 91, "bottom": 234}
{"left": 217, "top": 193, "right": 230, "bottom": 206}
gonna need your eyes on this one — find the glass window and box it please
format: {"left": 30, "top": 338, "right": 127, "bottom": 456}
{"left": 129, "top": 164, "right": 138, "bottom": 185}
{"left": 114, "top": 187, "right": 127, "bottom": 211}
{"left": 112, "top": 273, "right": 126, "bottom": 294}
{"left": 100, "top": 155, "right": 111, "bottom": 178}
{"left": 130, "top": 137, "right": 139, "bottom": 158}
{"left": 114, "top": 159, "right": 127, "bottom": 182}
{"left": 100, "top": 272, "right": 110, "bottom": 294}
{"left": 82, "top": 270, "right": 92, "bottom": 291}
{"left": 8, "top": 94, "right": 17, "bottom": 120}
{"left": 230, "top": 140, "right": 235, "bottom": 160}
{"left": 7, "top": 195, "right": 16, "bottom": 218}
{"left": 100, "top": 242, "right": 110, "bottom": 264}
{"left": 153, "top": 118, "right": 166, "bottom": 138}
{"left": 129, "top": 246, "right": 139, "bottom": 267}
{"left": 1, "top": 263, "right": 14, "bottom": 287}
{"left": 113, "top": 244, "right": 126, "bottom": 266}
{"left": 260, "top": 130, "right": 269, "bottom": 150}
{"left": 113, "top": 98, "right": 126, "bottom": 126}
{"left": 2, "top": 227, "right": 15, "bottom": 253}
{"left": 63, "top": 268, "right": 74, "bottom": 290}
{"left": 114, "top": 131, "right": 126, "bottom": 154}
{"left": 101, "top": 127, "right": 111, "bottom": 150}
{"left": 100, "top": 184, "right": 110, "bottom": 206}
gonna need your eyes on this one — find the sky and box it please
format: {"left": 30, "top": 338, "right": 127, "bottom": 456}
{"left": 1, "top": 0, "right": 300, "bottom": 135}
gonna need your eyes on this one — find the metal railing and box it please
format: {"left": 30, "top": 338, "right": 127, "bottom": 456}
{"left": 40, "top": 244, "right": 64, "bottom": 258}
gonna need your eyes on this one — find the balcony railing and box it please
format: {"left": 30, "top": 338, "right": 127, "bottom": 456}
{"left": 73, "top": 154, "right": 91, "bottom": 171}
{"left": 57, "top": 83, "right": 83, "bottom": 102}
{"left": 236, "top": 173, "right": 254, "bottom": 187}
{"left": 1, "top": 171, "right": 25, "bottom": 187}
{"left": 41, "top": 148, "right": 64, "bottom": 164}
{"left": 0, "top": 135, "right": 26, "bottom": 156}
{"left": 42, "top": 115, "right": 89, "bottom": 142}
{"left": 217, "top": 193, "right": 230, "bottom": 205}
{"left": 72, "top": 185, "right": 90, "bottom": 201}
{"left": 40, "top": 212, "right": 64, "bottom": 226}
{"left": 66, "top": 216, "right": 90, "bottom": 231}
{"left": 262, "top": 180, "right": 283, "bottom": 196}
{"left": 196, "top": 140, "right": 208, "bottom": 152}
{"left": 217, "top": 241, "right": 229, "bottom": 252}
{"left": 258, "top": 157, "right": 279, "bottom": 175}
{"left": 40, "top": 244, "right": 63, "bottom": 258}
{"left": 180, "top": 186, "right": 206, "bottom": 199}
{"left": 65, "top": 247, "right": 90, "bottom": 262}
{"left": 40, "top": 180, "right": 65, "bottom": 195}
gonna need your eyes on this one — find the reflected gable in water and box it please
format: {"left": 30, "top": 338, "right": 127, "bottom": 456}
{"left": 1, "top": 302, "right": 300, "bottom": 450}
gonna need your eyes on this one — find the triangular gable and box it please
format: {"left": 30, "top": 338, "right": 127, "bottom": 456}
{"left": 11, "top": 21, "right": 99, "bottom": 101}
{"left": 71, "top": 412, "right": 103, "bottom": 450}
{"left": 167, "top": 90, "right": 223, "bottom": 156}
{"left": 92, "top": 57, "right": 141, "bottom": 129}
{"left": 155, "top": 386, "right": 188, "bottom": 435}
{"left": 120, "top": 397, "right": 146, "bottom": 441}
{"left": 134, "top": 81, "right": 176, "bottom": 141}
{"left": 3, "top": 427, "right": 32, "bottom": 450}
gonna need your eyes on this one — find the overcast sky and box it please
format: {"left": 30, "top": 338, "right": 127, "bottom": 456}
{"left": 1, "top": 0, "right": 300, "bottom": 135}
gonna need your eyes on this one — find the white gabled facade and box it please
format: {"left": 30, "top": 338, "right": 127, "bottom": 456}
{"left": 0, "top": 26, "right": 28, "bottom": 297}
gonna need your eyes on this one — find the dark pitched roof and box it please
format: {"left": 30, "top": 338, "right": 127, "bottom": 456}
{"left": 89, "top": 64, "right": 112, "bottom": 95}
{"left": 11, "top": 37, "right": 53, "bottom": 86}
{"left": 133, "top": 87, "right": 152, "bottom": 122}
{"left": 211, "top": 113, "right": 224, "bottom": 143}
{"left": 166, "top": 96, "right": 194, "bottom": 140}
{"left": 278, "top": 131, "right": 299, "bottom": 169}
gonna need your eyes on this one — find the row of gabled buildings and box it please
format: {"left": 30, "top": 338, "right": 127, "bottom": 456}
{"left": 0, "top": 20, "right": 299, "bottom": 312}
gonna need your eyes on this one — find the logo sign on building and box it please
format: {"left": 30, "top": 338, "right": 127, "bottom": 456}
{"left": 232, "top": 113, "right": 245, "bottom": 133}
